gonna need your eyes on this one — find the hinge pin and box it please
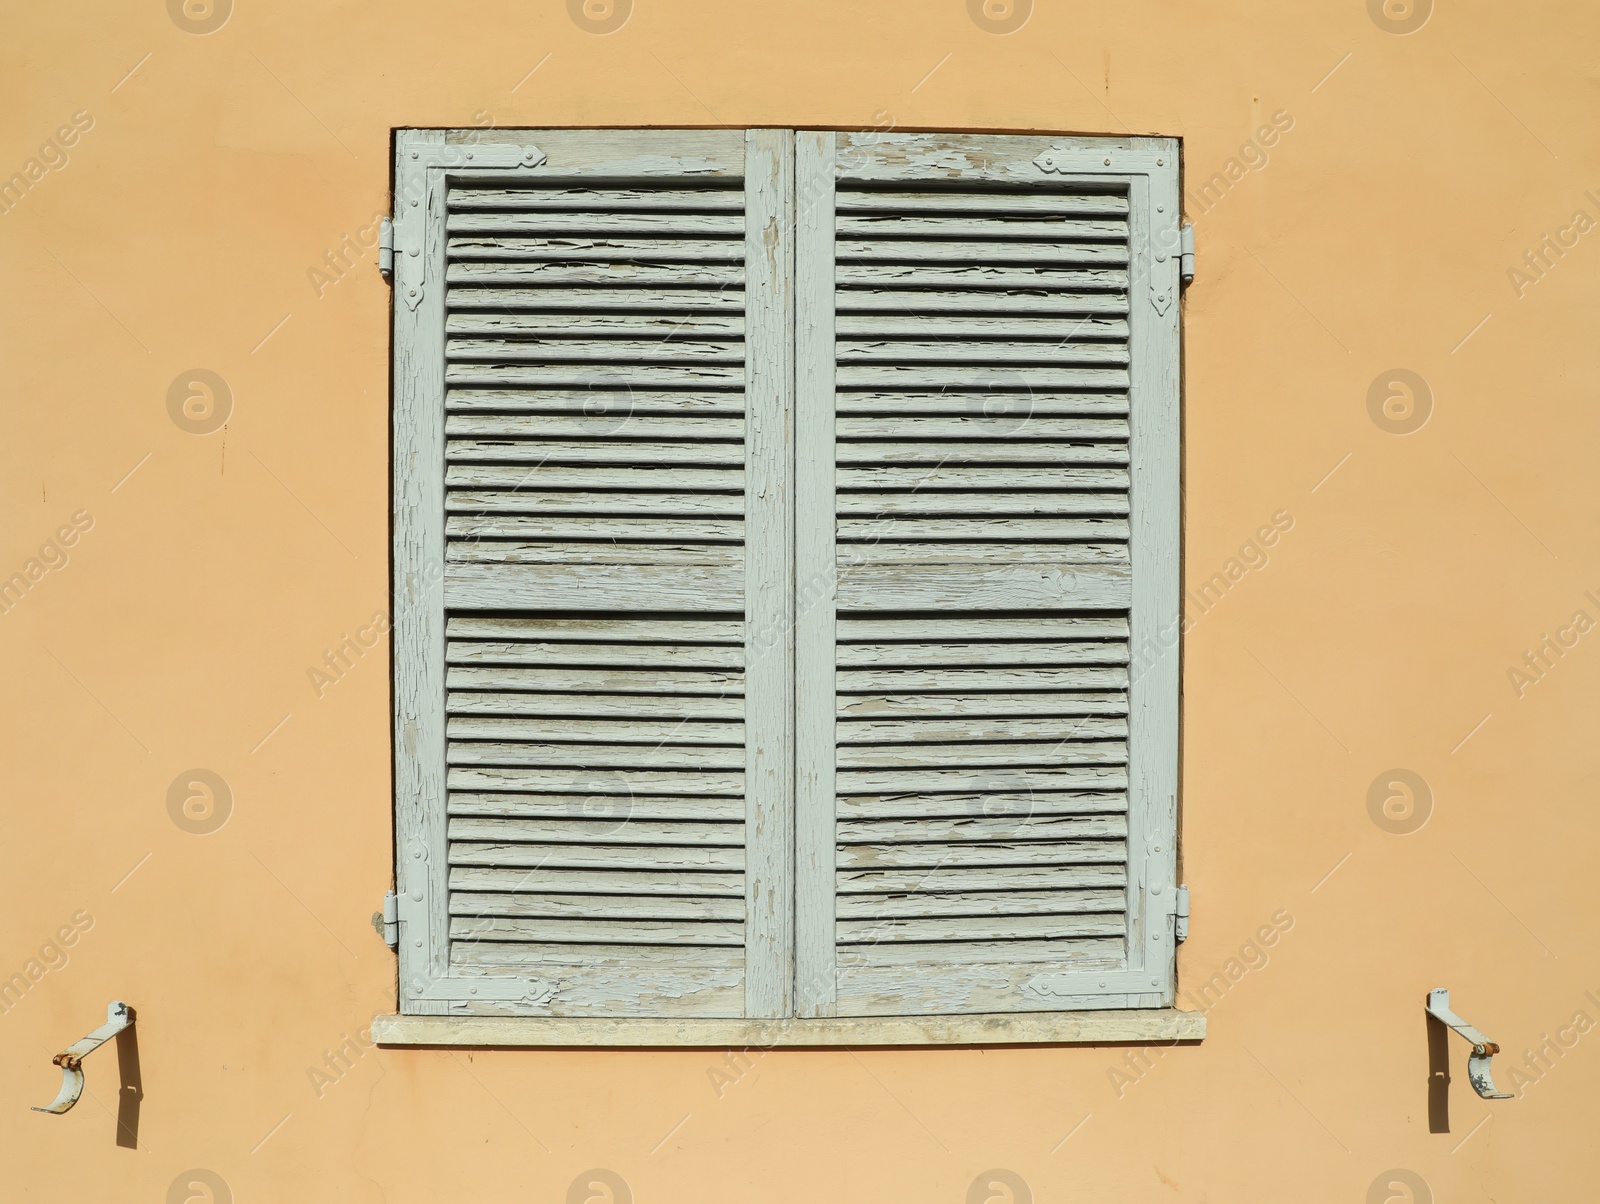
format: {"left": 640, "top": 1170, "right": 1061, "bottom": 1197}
{"left": 378, "top": 216, "right": 394, "bottom": 281}
{"left": 373, "top": 890, "right": 399, "bottom": 949}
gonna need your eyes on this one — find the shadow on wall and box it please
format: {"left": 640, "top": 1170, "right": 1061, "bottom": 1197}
{"left": 116, "top": 1022, "right": 141, "bottom": 1149}
{"left": 1426, "top": 1012, "right": 1450, "bottom": 1133}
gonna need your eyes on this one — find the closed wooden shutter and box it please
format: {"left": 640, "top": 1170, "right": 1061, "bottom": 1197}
{"left": 793, "top": 133, "right": 1181, "bottom": 1016}
{"left": 393, "top": 128, "right": 1180, "bottom": 1028}
{"left": 392, "top": 130, "right": 794, "bottom": 1017}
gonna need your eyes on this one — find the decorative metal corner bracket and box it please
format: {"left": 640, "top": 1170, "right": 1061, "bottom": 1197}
{"left": 1032, "top": 147, "right": 1170, "bottom": 176}
{"left": 1031, "top": 146, "right": 1178, "bottom": 317}
{"left": 33, "top": 1001, "right": 134, "bottom": 1115}
{"left": 395, "top": 141, "right": 547, "bottom": 311}
{"left": 1426, "top": 988, "right": 1513, "bottom": 1100}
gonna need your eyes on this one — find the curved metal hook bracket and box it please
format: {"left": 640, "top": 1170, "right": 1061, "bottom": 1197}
{"left": 32, "top": 1001, "right": 134, "bottom": 1114}
{"left": 1426, "top": 988, "right": 1512, "bottom": 1100}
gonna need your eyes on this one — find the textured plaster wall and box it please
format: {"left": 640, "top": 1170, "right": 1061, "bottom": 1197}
{"left": 1, "top": 1, "right": 1597, "bottom": 1200}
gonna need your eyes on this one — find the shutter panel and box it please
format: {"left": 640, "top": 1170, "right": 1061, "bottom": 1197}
{"left": 393, "top": 129, "right": 794, "bottom": 1017}
{"left": 794, "top": 133, "right": 1181, "bottom": 1016}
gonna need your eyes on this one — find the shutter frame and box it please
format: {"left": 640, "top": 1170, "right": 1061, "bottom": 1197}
{"left": 794, "top": 132, "right": 1183, "bottom": 1015}
{"left": 392, "top": 128, "right": 782, "bottom": 1017}
{"left": 392, "top": 128, "right": 1183, "bottom": 1026}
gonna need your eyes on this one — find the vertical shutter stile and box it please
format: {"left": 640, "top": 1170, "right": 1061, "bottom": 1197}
{"left": 741, "top": 129, "right": 797, "bottom": 1018}
{"left": 794, "top": 134, "right": 1182, "bottom": 1016}
{"left": 794, "top": 131, "right": 839, "bottom": 1016}
{"left": 393, "top": 130, "right": 792, "bottom": 1017}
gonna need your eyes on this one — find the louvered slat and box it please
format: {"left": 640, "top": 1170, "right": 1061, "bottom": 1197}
{"left": 430, "top": 154, "right": 762, "bottom": 1016}
{"left": 819, "top": 165, "right": 1143, "bottom": 1015}
{"left": 446, "top": 621, "right": 749, "bottom": 955}
{"left": 441, "top": 174, "right": 748, "bottom": 614}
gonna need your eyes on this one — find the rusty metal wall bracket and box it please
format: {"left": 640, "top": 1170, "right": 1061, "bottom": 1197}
{"left": 32, "top": 1001, "right": 134, "bottom": 1114}
{"left": 1425, "top": 988, "right": 1512, "bottom": 1100}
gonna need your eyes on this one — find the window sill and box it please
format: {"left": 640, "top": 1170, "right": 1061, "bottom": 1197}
{"left": 371, "top": 1008, "right": 1205, "bottom": 1048}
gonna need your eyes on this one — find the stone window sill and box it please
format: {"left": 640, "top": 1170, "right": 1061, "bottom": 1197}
{"left": 371, "top": 1009, "right": 1206, "bottom": 1048}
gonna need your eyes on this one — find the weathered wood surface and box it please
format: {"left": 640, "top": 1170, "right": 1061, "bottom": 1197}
{"left": 447, "top": 767, "right": 745, "bottom": 797}
{"left": 834, "top": 564, "right": 1133, "bottom": 610}
{"left": 372, "top": 1009, "right": 1207, "bottom": 1045}
{"left": 793, "top": 130, "right": 840, "bottom": 1017}
{"left": 409, "top": 131, "right": 765, "bottom": 1017}
{"left": 741, "top": 128, "right": 796, "bottom": 1018}
{"left": 835, "top": 189, "right": 1131, "bottom": 215}
{"left": 834, "top": 790, "right": 1126, "bottom": 818}
{"left": 837, "top": 491, "right": 1129, "bottom": 516}
{"left": 449, "top": 185, "right": 745, "bottom": 211}
{"left": 446, "top": 288, "right": 745, "bottom": 314}
{"left": 393, "top": 128, "right": 1183, "bottom": 1025}
{"left": 448, "top": 792, "right": 745, "bottom": 820}
{"left": 445, "top": 563, "right": 744, "bottom": 609}
{"left": 449, "top": 866, "right": 743, "bottom": 896}
{"left": 447, "top": 716, "right": 745, "bottom": 743}
{"left": 448, "top": 691, "right": 744, "bottom": 720}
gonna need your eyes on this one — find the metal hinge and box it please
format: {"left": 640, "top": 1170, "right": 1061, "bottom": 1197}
{"left": 378, "top": 216, "right": 394, "bottom": 282}
{"left": 1180, "top": 222, "right": 1195, "bottom": 286}
{"left": 373, "top": 890, "right": 399, "bottom": 949}
{"left": 1174, "top": 884, "right": 1191, "bottom": 943}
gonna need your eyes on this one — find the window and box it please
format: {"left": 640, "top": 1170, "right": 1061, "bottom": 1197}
{"left": 388, "top": 128, "right": 1182, "bottom": 1033}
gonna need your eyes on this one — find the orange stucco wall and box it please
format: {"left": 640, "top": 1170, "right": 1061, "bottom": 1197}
{"left": 3, "top": 2, "right": 1598, "bottom": 1200}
